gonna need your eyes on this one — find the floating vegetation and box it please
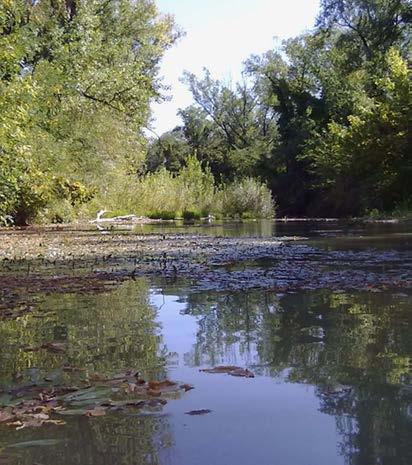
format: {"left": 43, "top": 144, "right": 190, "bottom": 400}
{"left": 185, "top": 409, "right": 212, "bottom": 416}
{"left": 0, "top": 369, "right": 191, "bottom": 430}
{"left": 0, "top": 230, "right": 411, "bottom": 316}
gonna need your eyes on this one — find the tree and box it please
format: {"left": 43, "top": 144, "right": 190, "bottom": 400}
{"left": 181, "top": 69, "right": 278, "bottom": 179}
{"left": 306, "top": 48, "right": 411, "bottom": 214}
{"left": 146, "top": 128, "right": 191, "bottom": 173}
{"left": 0, "top": 0, "right": 179, "bottom": 223}
{"left": 317, "top": 0, "right": 411, "bottom": 60}
{"left": 244, "top": 37, "right": 327, "bottom": 214}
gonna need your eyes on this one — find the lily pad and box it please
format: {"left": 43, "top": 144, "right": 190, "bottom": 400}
{"left": 200, "top": 366, "right": 255, "bottom": 378}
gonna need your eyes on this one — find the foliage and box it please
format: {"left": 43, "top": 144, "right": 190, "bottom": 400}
{"left": 126, "top": 157, "right": 215, "bottom": 218}
{"left": 148, "top": 0, "right": 411, "bottom": 217}
{"left": 317, "top": 0, "right": 411, "bottom": 59}
{"left": 146, "top": 128, "right": 192, "bottom": 173}
{"left": 182, "top": 210, "right": 202, "bottom": 221}
{"left": 0, "top": 0, "right": 178, "bottom": 224}
{"left": 1, "top": 0, "right": 410, "bottom": 221}
{"left": 305, "top": 47, "right": 411, "bottom": 214}
{"left": 122, "top": 157, "right": 274, "bottom": 219}
{"left": 217, "top": 178, "right": 275, "bottom": 218}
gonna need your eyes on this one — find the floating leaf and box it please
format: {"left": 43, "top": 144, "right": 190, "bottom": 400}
{"left": 180, "top": 384, "right": 194, "bottom": 392}
{"left": 56, "top": 409, "right": 87, "bottom": 416}
{"left": 41, "top": 342, "right": 66, "bottom": 353}
{"left": 185, "top": 409, "right": 212, "bottom": 415}
{"left": 43, "top": 419, "right": 66, "bottom": 426}
{"left": 85, "top": 406, "right": 106, "bottom": 417}
{"left": 148, "top": 380, "right": 176, "bottom": 390}
{"left": 0, "top": 410, "right": 14, "bottom": 423}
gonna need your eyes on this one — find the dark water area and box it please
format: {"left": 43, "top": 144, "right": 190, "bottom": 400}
{"left": 0, "top": 221, "right": 411, "bottom": 465}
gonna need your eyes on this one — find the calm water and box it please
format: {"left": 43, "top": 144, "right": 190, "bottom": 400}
{"left": 0, "top": 221, "right": 411, "bottom": 465}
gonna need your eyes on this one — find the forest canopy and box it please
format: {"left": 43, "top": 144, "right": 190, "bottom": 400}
{"left": 148, "top": 0, "right": 411, "bottom": 217}
{"left": 0, "top": 0, "right": 411, "bottom": 224}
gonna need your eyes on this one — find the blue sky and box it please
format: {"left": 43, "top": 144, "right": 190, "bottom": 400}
{"left": 151, "top": 0, "right": 320, "bottom": 134}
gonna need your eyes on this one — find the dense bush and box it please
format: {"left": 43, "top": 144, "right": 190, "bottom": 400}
{"left": 118, "top": 157, "right": 215, "bottom": 219}
{"left": 218, "top": 178, "right": 275, "bottom": 218}
{"left": 114, "top": 158, "right": 275, "bottom": 220}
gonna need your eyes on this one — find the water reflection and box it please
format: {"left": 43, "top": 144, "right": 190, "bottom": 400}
{"left": 0, "top": 280, "right": 174, "bottom": 465}
{"left": 0, "top": 280, "right": 165, "bottom": 384}
{"left": 1, "top": 414, "right": 172, "bottom": 465}
{"left": 0, "top": 277, "right": 411, "bottom": 465}
{"left": 173, "top": 289, "right": 412, "bottom": 465}
{"left": 133, "top": 219, "right": 412, "bottom": 250}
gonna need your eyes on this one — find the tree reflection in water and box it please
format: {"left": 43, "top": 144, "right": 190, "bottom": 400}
{"left": 0, "top": 278, "right": 411, "bottom": 465}
{"left": 2, "top": 414, "right": 172, "bottom": 465}
{"left": 180, "top": 289, "right": 412, "bottom": 465}
{"left": 0, "top": 279, "right": 173, "bottom": 465}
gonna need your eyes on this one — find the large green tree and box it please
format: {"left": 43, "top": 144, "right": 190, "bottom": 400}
{"left": 0, "top": 0, "right": 178, "bottom": 224}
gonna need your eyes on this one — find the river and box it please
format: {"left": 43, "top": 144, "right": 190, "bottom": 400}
{"left": 0, "top": 220, "right": 411, "bottom": 465}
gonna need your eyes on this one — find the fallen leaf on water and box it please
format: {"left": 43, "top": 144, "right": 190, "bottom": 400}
{"left": 41, "top": 342, "right": 66, "bottom": 353}
{"left": 146, "top": 389, "right": 161, "bottom": 397}
{"left": 0, "top": 454, "right": 13, "bottom": 464}
{"left": 43, "top": 419, "right": 66, "bottom": 426}
{"left": 29, "top": 412, "right": 49, "bottom": 420}
{"left": 0, "top": 410, "right": 14, "bottom": 423}
{"left": 57, "top": 409, "right": 87, "bottom": 416}
{"left": 185, "top": 409, "right": 212, "bottom": 415}
{"left": 180, "top": 384, "right": 194, "bottom": 392}
{"left": 147, "top": 399, "right": 167, "bottom": 407}
{"left": 148, "top": 380, "right": 177, "bottom": 390}
{"left": 6, "top": 439, "right": 63, "bottom": 448}
{"left": 121, "top": 382, "right": 146, "bottom": 395}
{"left": 229, "top": 368, "right": 255, "bottom": 378}
{"left": 62, "top": 366, "right": 85, "bottom": 373}
{"left": 0, "top": 369, "right": 190, "bottom": 430}
{"left": 200, "top": 365, "right": 241, "bottom": 374}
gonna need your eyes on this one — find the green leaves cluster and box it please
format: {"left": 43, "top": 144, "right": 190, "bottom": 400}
{"left": 110, "top": 155, "right": 275, "bottom": 219}
{"left": 148, "top": 0, "right": 411, "bottom": 216}
{"left": 0, "top": 0, "right": 178, "bottom": 224}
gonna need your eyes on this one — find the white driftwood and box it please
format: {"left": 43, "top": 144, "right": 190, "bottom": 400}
{"left": 90, "top": 211, "right": 156, "bottom": 224}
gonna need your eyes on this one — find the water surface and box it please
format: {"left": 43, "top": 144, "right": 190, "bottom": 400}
{"left": 0, "top": 222, "right": 411, "bottom": 465}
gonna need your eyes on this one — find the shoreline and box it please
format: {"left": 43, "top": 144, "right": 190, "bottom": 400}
{"left": 1, "top": 215, "right": 411, "bottom": 232}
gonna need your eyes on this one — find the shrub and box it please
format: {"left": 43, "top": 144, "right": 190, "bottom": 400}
{"left": 147, "top": 211, "right": 177, "bottom": 220}
{"left": 182, "top": 210, "right": 202, "bottom": 221}
{"left": 123, "top": 156, "right": 215, "bottom": 217}
{"left": 218, "top": 178, "right": 275, "bottom": 218}
{"left": 62, "top": 157, "right": 276, "bottom": 221}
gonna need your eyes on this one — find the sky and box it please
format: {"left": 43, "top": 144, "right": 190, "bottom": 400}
{"left": 151, "top": 0, "right": 320, "bottom": 135}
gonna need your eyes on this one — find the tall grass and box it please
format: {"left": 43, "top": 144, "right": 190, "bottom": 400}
{"left": 77, "top": 156, "right": 275, "bottom": 221}
{"left": 217, "top": 177, "right": 275, "bottom": 219}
